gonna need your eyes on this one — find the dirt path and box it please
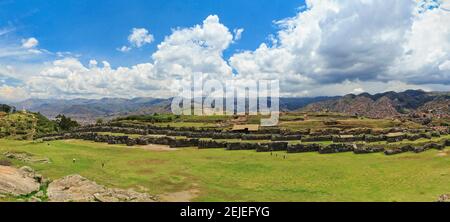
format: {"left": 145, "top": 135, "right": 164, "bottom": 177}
{"left": 134, "top": 144, "right": 178, "bottom": 152}
{"left": 159, "top": 188, "right": 200, "bottom": 202}
{"left": 437, "top": 151, "right": 448, "bottom": 157}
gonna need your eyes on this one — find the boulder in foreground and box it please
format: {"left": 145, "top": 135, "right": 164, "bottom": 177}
{"left": 47, "top": 174, "right": 156, "bottom": 202}
{"left": 0, "top": 165, "right": 41, "bottom": 196}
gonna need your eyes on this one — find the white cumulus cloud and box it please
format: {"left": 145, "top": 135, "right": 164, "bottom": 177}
{"left": 118, "top": 28, "right": 154, "bottom": 52}
{"left": 21, "top": 37, "right": 39, "bottom": 49}
{"left": 2, "top": 1, "right": 450, "bottom": 101}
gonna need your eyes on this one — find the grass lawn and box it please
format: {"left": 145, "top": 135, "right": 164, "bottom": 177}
{"left": 279, "top": 118, "right": 422, "bottom": 130}
{"left": 0, "top": 139, "right": 449, "bottom": 202}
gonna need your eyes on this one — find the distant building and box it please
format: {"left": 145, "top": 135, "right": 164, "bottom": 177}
{"left": 231, "top": 124, "right": 260, "bottom": 133}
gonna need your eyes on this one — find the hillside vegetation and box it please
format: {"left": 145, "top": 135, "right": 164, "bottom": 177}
{"left": 303, "top": 90, "right": 450, "bottom": 118}
{"left": 0, "top": 111, "right": 58, "bottom": 140}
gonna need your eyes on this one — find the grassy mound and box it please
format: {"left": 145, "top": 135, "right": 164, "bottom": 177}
{"left": 0, "top": 111, "right": 57, "bottom": 140}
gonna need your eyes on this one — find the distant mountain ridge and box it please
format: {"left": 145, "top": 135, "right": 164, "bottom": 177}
{"left": 7, "top": 90, "right": 450, "bottom": 122}
{"left": 303, "top": 90, "right": 450, "bottom": 118}
{"left": 12, "top": 97, "right": 172, "bottom": 123}
{"left": 10, "top": 97, "right": 332, "bottom": 123}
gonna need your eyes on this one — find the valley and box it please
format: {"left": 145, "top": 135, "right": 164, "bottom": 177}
{"left": 1, "top": 94, "right": 449, "bottom": 202}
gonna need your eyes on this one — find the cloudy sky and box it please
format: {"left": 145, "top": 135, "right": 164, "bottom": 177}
{"left": 0, "top": 0, "right": 449, "bottom": 102}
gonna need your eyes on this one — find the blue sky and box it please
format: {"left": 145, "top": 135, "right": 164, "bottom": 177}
{"left": 0, "top": 0, "right": 305, "bottom": 67}
{"left": 0, "top": 0, "right": 449, "bottom": 101}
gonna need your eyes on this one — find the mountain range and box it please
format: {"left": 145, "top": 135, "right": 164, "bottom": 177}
{"left": 11, "top": 97, "right": 172, "bottom": 123}
{"left": 5, "top": 90, "right": 449, "bottom": 123}
{"left": 302, "top": 90, "right": 450, "bottom": 118}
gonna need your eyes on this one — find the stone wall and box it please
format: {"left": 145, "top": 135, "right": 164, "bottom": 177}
{"left": 271, "top": 134, "right": 302, "bottom": 141}
{"left": 384, "top": 145, "right": 414, "bottom": 155}
{"left": 353, "top": 146, "right": 384, "bottom": 154}
{"left": 198, "top": 140, "right": 228, "bottom": 149}
{"left": 332, "top": 135, "right": 364, "bottom": 143}
{"left": 269, "top": 142, "right": 289, "bottom": 151}
{"left": 241, "top": 134, "right": 272, "bottom": 140}
{"left": 318, "top": 144, "right": 354, "bottom": 154}
{"left": 169, "top": 138, "right": 199, "bottom": 148}
{"left": 302, "top": 135, "right": 333, "bottom": 142}
{"left": 287, "top": 143, "right": 321, "bottom": 153}
{"left": 226, "top": 142, "right": 268, "bottom": 151}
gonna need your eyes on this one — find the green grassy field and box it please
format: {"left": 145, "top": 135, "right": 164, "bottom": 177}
{"left": 1, "top": 139, "right": 449, "bottom": 202}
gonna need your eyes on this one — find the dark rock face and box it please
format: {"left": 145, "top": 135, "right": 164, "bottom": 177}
{"left": 287, "top": 144, "right": 321, "bottom": 153}
{"left": 318, "top": 144, "right": 354, "bottom": 154}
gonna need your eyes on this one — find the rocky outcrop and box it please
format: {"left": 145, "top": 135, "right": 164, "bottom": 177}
{"left": 47, "top": 174, "right": 156, "bottom": 202}
{"left": 438, "top": 194, "right": 449, "bottom": 202}
{"left": 303, "top": 94, "right": 400, "bottom": 118}
{"left": 3, "top": 151, "right": 50, "bottom": 164}
{"left": 302, "top": 90, "right": 444, "bottom": 118}
{"left": 0, "top": 166, "right": 41, "bottom": 196}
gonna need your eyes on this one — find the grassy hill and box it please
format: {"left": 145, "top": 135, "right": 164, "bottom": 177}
{"left": 0, "top": 111, "right": 57, "bottom": 140}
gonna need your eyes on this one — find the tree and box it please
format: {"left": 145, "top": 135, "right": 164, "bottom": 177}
{"left": 0, "top": 104, "right": 16, "bottom": 113}
{"left": 55, "top": 114, "right": 80, "bottom": 131}
{"left": 96, "top": 118, "right": 104, "bottom": 124}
